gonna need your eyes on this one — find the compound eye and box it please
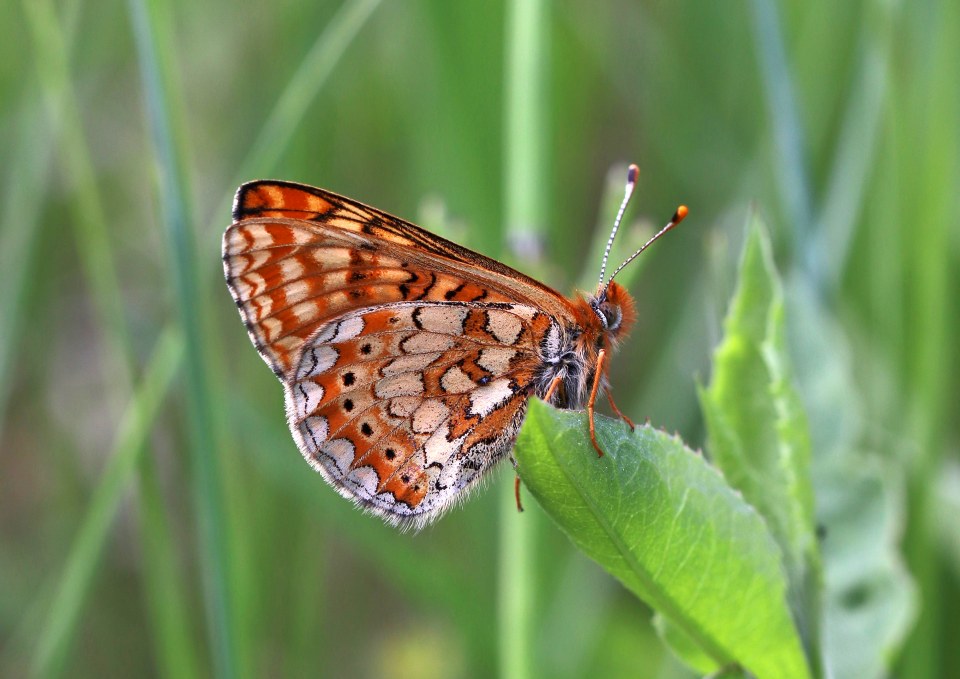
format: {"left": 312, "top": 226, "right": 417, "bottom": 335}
{"left": 603, "top": 304, "right": 622, "bottom": 331}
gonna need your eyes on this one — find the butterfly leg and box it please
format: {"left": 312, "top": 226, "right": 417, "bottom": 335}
{"left": 543, "top": 373, "right": 563, "bottom": 403}
{"left": 588, "top": 349, "right": 607, "bottom": 457}
{"left": 510, "top": 455, "right": 524, "bottom": 512}
{"left": 606, "top": 388, "right": 636, "bottom": 430}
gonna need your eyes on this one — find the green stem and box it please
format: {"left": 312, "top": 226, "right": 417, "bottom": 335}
{"left": 32, "top": 330, "right": 184, "bottom": 678}
{"left": 499, "top": 1, "right": 549, "bottom": 678}
{"left": 127, "top": 0, "right": 237, "bottom": 675}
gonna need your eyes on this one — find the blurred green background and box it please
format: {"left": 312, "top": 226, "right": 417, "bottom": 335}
{"left": 1, "top": 0, "right": 957, "bottom": 677}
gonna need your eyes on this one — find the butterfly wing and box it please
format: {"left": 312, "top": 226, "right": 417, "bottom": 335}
{"left": 224, "top": 180, "right": 578, "bottom": 527}
{"left": 224, "top": 180, "right": 575, "bottom": 378}
{"left": 285, "top": 301, "right": 558, "bottom": 528}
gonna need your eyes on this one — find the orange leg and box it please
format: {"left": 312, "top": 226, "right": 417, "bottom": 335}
{"left": 543, "top": 373, "right": 563, "bottom": 403}
{"left": 588, "top": 349, "right": 607, "bottom": 457}
{"left": 514, "top": 474, "right": 524, "bottom": 513}
{"left": 606, "top": 388, "right": 636, "bottom": 430}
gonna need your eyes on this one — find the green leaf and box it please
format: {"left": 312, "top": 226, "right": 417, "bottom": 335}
{"left": 653, "top": 614, "right": 720, "bottom": 675}
{"left": 699, "top": 213, "right": 822, "bottom": 668}
{"left": 788, "top": 279, "right": 915, "bottom": 679}
{"left": 515, "top": 400, "right": 811, "bottom": 679}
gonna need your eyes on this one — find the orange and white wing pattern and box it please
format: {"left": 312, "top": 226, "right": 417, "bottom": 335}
{"left": 284, "top": 301, "right": 556, "bottom": 528}
{"left": 223, "top": 180, "right": 569, "bottom": 527}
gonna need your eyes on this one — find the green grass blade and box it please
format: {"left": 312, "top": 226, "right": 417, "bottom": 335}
{"left": 127, "top": 0, "right": 237, "bottom": 675}
{"left": 237, "top": 0, "right": 382, "bottom": 182}
{"left": 503, "top": 0, "right": 549, "bottom": 262}
{"left": 31, "top": 329, "right": 184, "bottom": 678}
{"left": 136, "top": 457, "right": 204, "bottom": 679}
{"left": 810, "top": 0, "right": 892, "bottom": 287}
{"left": 22, "top": 0, "right": 134, "bottom": 387}
{"left": 788, "top": 277, "right": 916, "bottom": 679}
{"left": 0, "top": 97, "right": 54, "bottom": 437}
{"left": 207, "top": 0, "right": 383, "bottom": 228}
{"left": 748, "top": 0, "right": 813, "bottom": 244}
{"left": 0, "top": 0, "right": 81, "bottom": 432}
{"left": 499, "top": 2, "right": 549, "bottom": 678}
{"left": 898, "top": 1, "right": 959, "bottom": 675}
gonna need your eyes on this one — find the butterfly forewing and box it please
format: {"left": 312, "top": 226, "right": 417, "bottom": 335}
{"left": 225, "top": 181, "right": 576, "bottom": 362}
{"left": 233, "top": 180, "right": 570, "bottom": 306}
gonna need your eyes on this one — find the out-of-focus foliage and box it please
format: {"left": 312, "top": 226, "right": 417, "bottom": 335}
{"left": 0, "top": 0, "right": 956, "bottom": 677}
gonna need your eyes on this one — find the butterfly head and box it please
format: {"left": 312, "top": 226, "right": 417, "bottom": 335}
{"left": 587, "top": 280, "right": 637, "bottom": 344}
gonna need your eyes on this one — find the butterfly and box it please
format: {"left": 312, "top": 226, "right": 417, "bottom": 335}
{"left": 223, "top": 165, "right": 686, "bottom": 529}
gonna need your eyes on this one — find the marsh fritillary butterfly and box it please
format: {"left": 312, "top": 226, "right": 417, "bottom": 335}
{"left": 223, "top": 165, "right": 686, "bottom": 529}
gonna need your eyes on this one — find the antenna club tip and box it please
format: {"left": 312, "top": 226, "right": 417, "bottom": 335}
{"left": 627, "top": 164, "right": 640, "bottom": 184}
{"left": 674, "top": 205, "right": 689, "bottom": 222}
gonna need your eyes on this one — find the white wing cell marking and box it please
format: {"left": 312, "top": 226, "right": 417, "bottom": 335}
{"left": 476, "top": 347, "right": 516, "bottom": 374}
{"left": 322, "top": 438, "right": 355, "bottom": 475}
{"left": 440, "top": 365, "right": 476, "bottom": 393}
{"left": 400, "top": 332, "right": 455, "bottom": 354}
{"left": 374, "top": 372, "right": 425, "bottom": 399}
{"left": 388, "top": 396, "right": 421, "bottom": 418}
{"left": 297, "top": 345, "right": 339, "bottom": 379}
{"left": 468, "top": 379, "right": 515, "bottom": 417}
{"left": 486, "top": 308, "right": 523, "bottom": 344}
{"left": 334, "top": 315, "right": 365, "bottom": 341}
{"left": 414, "top": 306, "right": 468, "bottom": 335}
{"left": 412, "top": 400, "right": 450, "bottom": 434}
{"left": 382, "top": 352, "right": 443, "bottom": 376}
{"left": 299, "top": 415, "right": 329, "bottom": 452}
{"left": 346, "top": 466, "right": 380, "bottom": 496}
{"left": 424, "top": 430, "right": 466, "bottom": 467}
{"left": 293, "top": 380, "right": 325, "bottom": 417}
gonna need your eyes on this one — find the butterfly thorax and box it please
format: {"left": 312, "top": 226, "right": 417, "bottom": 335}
{"left": 535, "top": 281, "right": 637, "bottom": 409}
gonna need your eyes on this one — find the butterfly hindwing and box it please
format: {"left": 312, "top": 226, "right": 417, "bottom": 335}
{"left": 283, "top": 301, "right": 557, "bottom": 527}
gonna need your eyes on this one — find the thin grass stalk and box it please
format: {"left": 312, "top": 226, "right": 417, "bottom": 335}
{"left": 21, "top": 0, "right": 134, "bottom": 390}
{"left": 0, "top": 0, "right": 83, "bottom": 433}
{"left": 899, "top": 2, "right": 959, "bottom": 675}
{"left": 748, "top": 2, "right": 827, "bottom": 674}
{"left": 136, "top": 456, "right": 205, "bottom": 679}
{"left": 127, "top": 0, "right": 238, "bottom": 675}
{"left": 503, "top": 0, "right": 548, "bottom": 265}
{"left": 498, "top": 1, "right": 548, "bottom": 678}
{"left": 0, "top": 98, "right": 56, "bottom": 438}
{"left": 207, "top": 0, "right": 383, "bottom": 229}
{"left": 31, "top": 329, "right": 184, "bottom": 678}
{"left": 811, "top": 0, "right": 892, "bottom": 288}
{"left": 747, "top": 0, "right": 814, "bottom": 255}
{"left": 0, "top": 6, "right": 80, "bottom": 432}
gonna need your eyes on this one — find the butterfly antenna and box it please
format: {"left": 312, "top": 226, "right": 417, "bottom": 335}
{"left": 603, "top": 205, "right": 689, "bottom": 289}
{"left": 596, "top": 164, "right": 640, "bottom": 296}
